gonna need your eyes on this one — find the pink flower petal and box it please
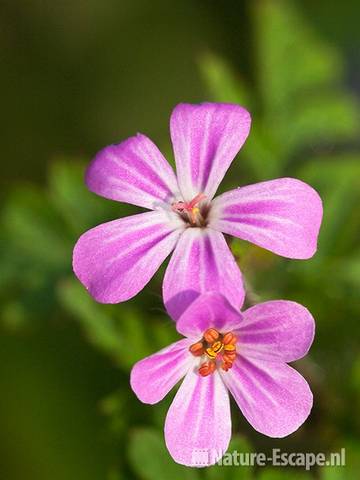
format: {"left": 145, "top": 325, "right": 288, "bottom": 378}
{"left": 221, "top": 357, "right": 313, "bottom": 438}
{"left": 176, "top": 292, "right": 243, "bottom": 339}
{"left": 73, "top": 211, "right": 183, "bottom": 303}
{"left": 165, "top": 369, "right": 231, "bottom": 467}
{"left": 86, "top": 134, "right": 180, "bottom": 210}
{"left": 237, "top": 301, "right": 315, "bottom": 363}
{"left": 210, "top": 178, "right": 323, "bottom": 259}
{"left": 170, "top": 103, "right": 251, "bottom": 201}
{"left": 130, "top": 339, "right": 194, "bottom": 404}
{"left": 163, "top": 228, "right": 245, "bottom": 321}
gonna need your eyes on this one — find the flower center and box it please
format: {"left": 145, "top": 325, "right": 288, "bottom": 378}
{"left": 189, "top": 328, "right": 237, "bottom": 376}
{"left": 171, "top": 193, "right": 209, "bottom": 227}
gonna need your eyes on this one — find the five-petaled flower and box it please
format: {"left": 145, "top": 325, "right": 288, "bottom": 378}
{"left": 72, "top": 102, "right": 323, "bottom": 319}
{"left": 131, "top": 292, "right": 315, "bottom": 467}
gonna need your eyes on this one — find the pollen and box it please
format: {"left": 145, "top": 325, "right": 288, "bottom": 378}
{"left": 189, "top": 327, "right": 237, "bottom": 376}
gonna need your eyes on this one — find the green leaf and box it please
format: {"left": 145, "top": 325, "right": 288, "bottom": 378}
{"left": 58, "top": 279, "right": 121, "bottom": 360}
{"left": 199, "top": 1, "right": 359, "bottom": 181}
{"left": 58, "top": 278, "right": 167, "bottom": 369}
{"left": 48, "top": 157, "right": 127, "bottom": 235}
{"left": 282, "top": 91, "right": 359, "bottom": 153}
{"left": 240, "top": 122, "right": 285, "bottom": 180}
{"left": 254, "top": 0, "right": 342, "bottom": 114}
{"left": 128, "top": 428, "right": 200, "bottom": 480}
{"left": 258, "top": 469, "right": 311, "bottom": 480}
{"left": 198, "top": 52, "right": 251, "bottom": 106}
{"left": 2, "top": 185, "right": 71, "bottom": 268}
{"left": 297, "top": 155, "right": 360, "bottom": 257}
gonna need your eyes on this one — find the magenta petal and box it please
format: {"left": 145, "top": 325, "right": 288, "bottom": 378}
{"left": 238, "top": 301, "right": 315, "bottom": 363}
{"left": 210, "top": 178, "right": 323, "bottom": 259}
{"left": 130, "top": 339, "right": 193, "bottom": 404}
{"left": 163, "top": 228, "right": 245, "bottom": 321}
{"left": 73, "top": 211, "right": 183, "bottom": 303}
{"left": 165, "top": 369, "right": 231, "bottom": 467}
{"left": 222, "top": 358, "right": 313, "bottom": 438}
{"left": 170, "top": 103, "right": 251, "bottom": 201}
{"left": 86, "top": 134, "right": 179, "bottom": 210}
{"left": 176, "top": 292, "right": 243, "bottom": 338}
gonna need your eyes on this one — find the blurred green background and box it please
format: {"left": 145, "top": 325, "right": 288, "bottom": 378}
{"left": 1, "top": 0, "right": 360, "bottom": 478}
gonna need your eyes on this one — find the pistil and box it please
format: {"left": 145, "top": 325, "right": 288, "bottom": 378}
{"left": 172, "top": 193, "right": 207, "bottom": 226}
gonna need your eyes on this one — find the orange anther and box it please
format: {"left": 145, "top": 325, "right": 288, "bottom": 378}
{"left": 204, "top": 328, "right": 219, "bottom": 343}
{"left": 224, "top": 343, "right": 236, "bottom": 352}
{"left": 211, "top": 340, "right": 223, "bottom": 354}
{"left": 189, "top": 342, "right": 204, "bottom": 357}
{"left": 223, "top": 352, "right": 236, "bottom": 363}
{"left": 221, "top": 361, "right": 233, "bottom": 372}
{"left": 205, "top": 347, "right": 217, "bottom": 359}
{"left": 199, "top": 361, "right": 216, "bottom": 377}
{"left": 223, "top": 332, "right": 237, "bottom": 345}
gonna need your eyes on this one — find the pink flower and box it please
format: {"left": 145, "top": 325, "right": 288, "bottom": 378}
{"left": 73, "top": 103, "right": 322, "bottom": 317}
{"left": 131, "top": 292, "right": 315, "bottom": 467}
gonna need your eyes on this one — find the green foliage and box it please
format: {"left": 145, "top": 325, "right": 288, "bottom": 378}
{"left": 205, "top": 435, "right": 253, "bottom": 480}
{"left": 1, "top": 0, "right": 360, "bottom": 479}
{"left": 298, "top": 156, "right": 360, "bottom": 258}
{"left": 257, "top": 470, "right": 311, "bottom": 480}
{"left": 48, "top": 157, "right": 121, "bottom": 233}
{"left": 58, "top": 278, "right": 179, "bottom": 369}
{"left": 199, "top": 53, "right": 250, "bottom": 106}
{"left": 0, "top": 159, "right": 134, "bottom": 329}
{"left": 128, "top": 428, "right": 200, "bottom": 480}
{"left": 200, "top": 0, "right": 360, "bottom": 180}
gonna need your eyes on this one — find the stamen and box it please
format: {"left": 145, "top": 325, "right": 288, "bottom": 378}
{"left": 221, "top": 361, "right": 232, "bottom": 372}
{"left": 204, "top": 328, "right": 219, "bottom": 343}
{"left": 189, "top": 342, "right": 205, "bottom": 357}
{"left": 189, "top": 327, "right": 238, "bottom": 376}
{"left": 211, "top": 340, "right": 224, "bottom": 354}
{"left": 224, "top": 343, "right": 236, "bottom": 352}
{"left": 223, "top": 351, "right": 236, "bottom": 362}
{"left": 223, "top": 332, "right": 237, "bottom": 345}
{"left": 198, "top": 361, "right": 216, "bottom": 377}
{"left": 171, "top": 193, "right": 207, "bottom": 226}
{"left": 205, "top": 347, "right": 217, "bottom": 359}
